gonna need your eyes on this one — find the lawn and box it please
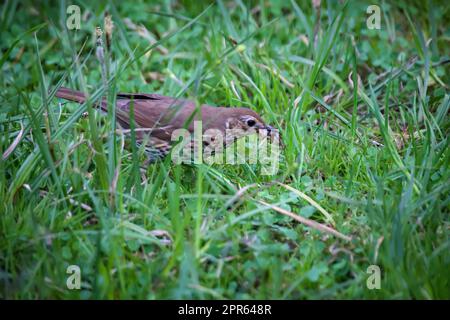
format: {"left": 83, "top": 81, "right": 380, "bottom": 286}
{"left": 0, "top": 0, "right": 449, "bottom": 299}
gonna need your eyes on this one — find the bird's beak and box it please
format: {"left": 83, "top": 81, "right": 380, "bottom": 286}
{"left": 265, "top": 125, "right": 273, "bottom": 136}
{"left": 257, "top": 125, "right": 284, "bottom": 148}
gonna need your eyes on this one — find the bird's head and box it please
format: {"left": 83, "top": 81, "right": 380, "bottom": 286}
{"left": 224, "top": 108, "right": 282, "bottom": 146}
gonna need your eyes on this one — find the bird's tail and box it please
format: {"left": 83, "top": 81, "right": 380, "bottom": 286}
{"left": 55, "top": 87, "right": 86, "bottom": 104}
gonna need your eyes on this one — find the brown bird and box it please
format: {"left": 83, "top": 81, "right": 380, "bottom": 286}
{"left": 55, "top": 87, "right": 280, "bottom": 163}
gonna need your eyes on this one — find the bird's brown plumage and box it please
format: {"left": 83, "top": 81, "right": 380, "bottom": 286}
{"left": 55, "top": 87, "right": 277, "bottom": 162}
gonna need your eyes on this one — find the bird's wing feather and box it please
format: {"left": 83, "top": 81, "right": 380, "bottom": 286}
{"left": 114, "top": 98, "right": 200, "bottom": 141}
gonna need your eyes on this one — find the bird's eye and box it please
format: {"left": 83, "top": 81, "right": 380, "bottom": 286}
{"left": 246, "top": 119, "right": 256, "bottom": 127}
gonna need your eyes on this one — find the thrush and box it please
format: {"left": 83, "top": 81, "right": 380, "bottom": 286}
{"left": 55, "top": 87, "right": 280, "bottom": 163}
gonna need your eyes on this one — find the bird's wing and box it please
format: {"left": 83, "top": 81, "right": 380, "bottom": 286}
{"left": 114, "top": 98, "right": 200, "bottom": 142}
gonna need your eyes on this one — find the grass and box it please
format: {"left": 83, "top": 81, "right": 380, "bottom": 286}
{"left": 0, "top": 0, "right": 449, "bottom": 299}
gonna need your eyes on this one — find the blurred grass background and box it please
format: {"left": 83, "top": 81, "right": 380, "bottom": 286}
{"left": 0, "top": 0, "right": 449, "bottom": 299}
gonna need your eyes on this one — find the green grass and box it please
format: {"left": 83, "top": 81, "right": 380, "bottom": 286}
{"left": 1, "top": 0, "right": 449, "bottom": 299}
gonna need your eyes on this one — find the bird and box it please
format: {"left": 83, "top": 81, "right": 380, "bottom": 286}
{"left": 55, "top": 87, "right": 280, "bottom": 163}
